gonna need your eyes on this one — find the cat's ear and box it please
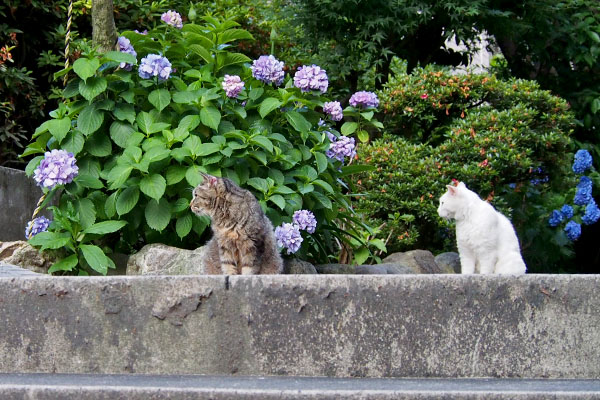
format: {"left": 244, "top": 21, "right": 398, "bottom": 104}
{"left": 201, "top": 172, "right": 218, "bottom": 186}
{"left": 446, "top": 185, "right": 458, "bottom": 195}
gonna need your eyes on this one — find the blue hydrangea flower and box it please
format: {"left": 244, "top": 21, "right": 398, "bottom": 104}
{"left": 293, "top": 210, "right": 317, "bottom": 234}
{"left": 560, "top": 204, "right": 574, "bottom": 219}
{"left": 33, "top": 149, "right": 79, "bottom": 189}
{"left": 138, "top": 54, "right": 172, "bottom": 81}
{"left": 574, "top": 176, "right": 593, "bottom": 206}
{"left": 251, "top": 55, "right": 285, "bottom": 86}
{"left": 548, "top": 210, "right": 564, "bottom": 227}
{"left": 349, "top": 91, "right": 379, "bottom": 109}
{"left": 25, "top": 216, "right": 51, "bottom": 239}
{"left": 572, "top": 149, "right": 593, "bottom": 174}
{"left": 117, "top": 36, "right": 137, "bottom": 71}
{"left": 293, "top": 64, "right": 328, "bottom": 93}
{"left": 222, "top": 75, "right": 244, "bottom": 98}
{"left": 161, "top": 10, "right": 183, "bottom": 28}
{"left": 564, "top": 220, "right": 582, "bottom": 241}
{"left": 326, "top": 132, "right": 356, "bottom": 162}
{"left": 274, "top": 222, "right": 303, "bottom": 254}
{"left": 323, "top": 101, "right": 343, "bottom": 121}
{"left": 582, "top": 199, "right": 600, "bottom": 225}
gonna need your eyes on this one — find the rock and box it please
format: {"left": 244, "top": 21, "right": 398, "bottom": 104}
{"left": 382, "top": 250, "right": 451, "bottom": 274}
{"left": 355, "top": 265, "right": 388, "bottom": 274}
{"left": 126, "top": 243, "right": 207, "bottom": 275}
{"left": 0, "top": 241, "right": 56, "bottom": 274}
{"left": 315, "top": 263, "right": 356, "bottom": 274}
{"left": 378, "top": 263, "right": 417, "bottom": 274}
{"left": 284, "top": 259, "right": 318, "bottom": 274}
{"left": 435, "top": 252, "right": 461, "bottom": 274}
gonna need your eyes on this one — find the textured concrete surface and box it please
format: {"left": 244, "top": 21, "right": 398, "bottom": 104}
{"left": 0, "top": 275, "right": 599, "bottom": 378}
{"left": 0, "top": 262, "right": 40, "bottom": 277}
{"left": 0, "top": 374, "right": 599, "bottom": 399}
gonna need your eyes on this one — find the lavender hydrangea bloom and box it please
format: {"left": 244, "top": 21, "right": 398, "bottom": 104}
{"left": 117, "top": 36, "right": 137, "bottom": 71}
{"left": 561, "top": 204, "right": 574, "bottom": 219}
{"left": 574, "top": 176, "right": 593, "bottom": 205}
{"left": 251, "top": 55, "right": 285, "bottom": 86}
{"left": 323, "top": 101, "right": 343, "bottom": 121}
{"left": 564, "top": 220, "right": 582, "bottom": 241}
{"left": 582, "top": 199, "right": 600, "bottom": 225}
{"left": 548, "top": 210, "right": 564, "bottom": 227}
{"left": 349, "top": 91, "right": 379, "bottom": 109}
{"left": 161, "top": 10, "right": 183, "bottom": 28}
{"left": 25, "top": 216, "right": 51, "bottom": 239}
{"left": 274, "top": 222, "right": 303, "bottom": 254}
{"left": 293, "top": 65, "right": 328, "bottom": 93}
{"left": 33, "top": 149, "right": 79, "bottom": 189}
{"left": 293, "top": 210, "right": 317, "bottom": 234}
{"left": 326, "top": 133, "right": 356, "bottom": 162}
{"left": 572, "top": 149, "right": 593, "bottom": 174}
{"left": 138, "top": 54, "right": 172, "bottom": 81}
{"left": 222, "top": 75, "right": 245, "bottom": 98}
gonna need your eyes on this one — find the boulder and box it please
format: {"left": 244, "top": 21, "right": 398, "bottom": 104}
{"left": 315, "top": 263, "right": 356, "bottom": 274}
{"left": 284, "top": 259, "right": 318, "bottom": 274}
{"left": 382, "top": 250, "right": 453, "bottom": 274}
{"left": 435, "top": 252, "right": 461, "bottom": 274}
{"left": 0, "top": 241, "right": 55, "bottom": 274}
{"left": 378, "top": 263, "right": 417, "bottom": 274}
{"left": 355, "top": 265, "right": 388, "bottom": 274}
{"left": 126, "top": 243, "right": 207, "bottom": 275}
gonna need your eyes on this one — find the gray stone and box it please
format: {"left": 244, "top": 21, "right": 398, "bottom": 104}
{"left": 126, "top": 243, "right": 207, "bottom": 275}
{"left": 435, "top": 252, "right": 461, "bottom": 274}
{"left": 0, "top": 241, "right": 56, "bottom": 274}
{"left": 0, "top": 262, "right": 41, "bottom": 277}
{"left": 378, "top": 263, "right": 417, "bottom": 274}
{"left": 355, "top": 265, "right": 388, "bottom": 274}
{"left": 284, "top": 259, "right": 318, "bottom": 274}
{"left": 315, "top": 263, "right": 356, "bottom": 274}
{"left": 383, "top": 250, "right": 451, "bottom": 274}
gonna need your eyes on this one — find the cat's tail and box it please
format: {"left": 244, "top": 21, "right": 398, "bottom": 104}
{"left": 495, "top": 252, "right": 527, "bottom": 274}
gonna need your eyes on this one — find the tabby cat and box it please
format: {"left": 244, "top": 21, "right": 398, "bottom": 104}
{"left": 190, "top": 173, "right": 283, "bottom": 275}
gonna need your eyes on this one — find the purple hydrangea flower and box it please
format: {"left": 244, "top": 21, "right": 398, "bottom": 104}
{"left": 572, "top": 149, "right": 593, "bottom": 174}
{"left": 574, "top": 176, "right": 593, "bottom": 206}
{"left": 117, "top": 36, "right": 137, "bottom": 71}
{"left": 293, "top": 64, "right": 328, "bottom": 93}
{"left": 222, "top": 75, "right": 245, "bottom": 98}
{"left": 548, "top": 210, "right": 564, "bottom": 227}
{"left": 561, "top": 204, "right": 574, "bottom": 219}
{"left": 161, "top": 10, "right": 183, "bottom": 28}
{"left": 274, "top": 222, "right": 303, "bottom": 254}
{"left": 323, "top": 101, "right": 343, "bottom": 121}
{"left": 349, "top": 91, "right": 379, "bottom": 109}
{"left": 33, "top": 149, "right": 79, "bottom": 189}
{"left": 293, "top": 210, "right": 317, "bottom": 234}
{"left": 582, "top": 199, "right": 600, "bottom": 225}
{"left": 134, "top": 29, "right": 148, "bottom": 35}
{"left": 25, "top": 216, "right": 51, "bottom": 239}
{"left": 326, "top": 133, "right": 356, "bottom": 162}
{"left": 251, "top": 55, "right": 285, "bottom": 86}
{"left": 564, "top": 220, "right": 582, "bottom": 241}
{"left": 138, "top": 54, "right": 172, "bottom": 81}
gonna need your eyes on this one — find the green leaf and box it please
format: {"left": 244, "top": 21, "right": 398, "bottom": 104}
{"left": 77, "top": 104, "right": 104, "bottom": 135}
{"left": 172, "top": 90, "right": 201, "bottom": 104}
{"left": 145, "top": 198, "right": 171, "bottom": 231}
{"left": 591, "top": 98, "right": 600, "bottom": 114}
{"left": 341, "top": 121, "right": 358, "bottom": 136}
{"left": 250, "top": 136, "right": 274, "bottom": 153}
{"left": 357, "top": 129, "right": 370, "bottom": 143}
{"left": 285, "top": 111, "right": 312, "bottom": 133}
{"left": 311, "top": 191, "right": 332, "bottom": 209}
{"left": 105, "top": 191, "right": 118, "bottom": 218}
{"left": 79, "top": 77, "right": 107, "bottom": 101}
{"left": 186, "top": 165, "right": 203, "bottom": 186}
{"left": 172, "top": 198, "right": 190, "bottom": 213}
{"left": 25, "top": 156, "right": 44, "bottom": 177}
{"left": 48, "top": 254, "right": 79, "bottom": 274}
{"left": 269, "top": 194, "right": 286, "bottom": 210}
{"left": 29, "top": 231, "right": 71, "bottom": 251}
{"left": 176, "top": 213, "right": 193, "bottom": 239}
{"left": 217, "top": 29, "right": 254, "bottom": 44}
{"left": 62, "top": 131, "right": 85, "bottom": 155}
{"left": 110, "top": 121, "right": 135, "bottom": 148}
{"left": 142, "top": 146, "right": 171, "bottom": 164}
{"left": 315, "top": 152, "right": 328, "bottom": 173}
{"left": 47, "top": 117, "right": 71, "bottom": 143}
{"left": 83, "top": 220, "right": 128, "bottom": 235}
{"left": 103, "top": 50, "right": 136, "bottom": 65}
{"left": 197, "top": 142, "right": 221, "bottom": 156}
{"left": 274, "top": 185, "right": 295, "bottom": 194}
{"left": 360, "top": 111, "right": 374, "bottom": 121}
{"left": 116, "top": 186, "right": 140, "bottom": 215}
{"left": 76, "top": 198, "right": 96, "bottom": 229}
{"left": 183, "top": 135, "right": 202, "bottom": 156}
{"left": 353, "top": 247, "right": 370, "bottom": 265}
{"left": 85, "top": 131, "right": 112, "bottom": 157}
{"left": 80, "top": 244, "right": 110, "bottom": 275}
{"left": 73, "top": 58, "right": 100, "bottom": 81}
{"left": 149, "top": 88, "right": 171, "bottom": 112}
{"left": 200, "top": 106, "right": 221, "bottom": 131}
{"left": 140, "top": 174, "right": 166, "bottom": 200}
{"left": 136, "top": 111, "right": 154, "bottom": 134}
{"left": 217, "top": 52, "right": 252, "bottom": 70}
{"left": 107, "top": 165, "right": 133, "bottom": 189}
{"left": 166, "top": 165, "right": 188, "bottom": 185}
{"left": 339, "top": 164, "right": 376, "bottom": 177}
{"left": 248, "top": 87, "right": 264, "bottom": 101}
{"left": 259, "top": 97, "right": 282, "bottom": 118}
{"left": 189, "top": 44, "right": 213, "bottom": 64}
{"left": 247, "top": 177, "right": 269, "bottom": 193}
{"left": 76, "top": 173, "right": 104, "bottom": 189}
{"left": 113, "top": 103, "right": 136, "bottom": 123}
{"left": 314, "top": 179, "right": 334, "bottom": 193}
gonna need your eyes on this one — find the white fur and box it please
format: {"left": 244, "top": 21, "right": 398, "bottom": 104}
{"left": 437, "top": 182, "right": 526, "bottom": 274}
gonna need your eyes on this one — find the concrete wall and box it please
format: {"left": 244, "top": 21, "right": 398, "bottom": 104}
{"left": 0, "top": 274, "right": 598, "bottom": 378}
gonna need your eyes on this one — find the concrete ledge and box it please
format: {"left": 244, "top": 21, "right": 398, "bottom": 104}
{"left": 0, "top": 275, "right": 599, "bottom": 378}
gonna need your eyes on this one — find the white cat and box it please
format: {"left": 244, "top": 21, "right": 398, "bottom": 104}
{"left": 437, "top": 182, "right": 527, "bottom": 274}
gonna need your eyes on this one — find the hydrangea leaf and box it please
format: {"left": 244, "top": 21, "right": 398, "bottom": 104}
{"left": 284, "top": 111, "right": 312, "bottom": 133}
{"left": 341, "top": 121, "right": 358, "bottom": 136}
{"left": 77, "top": 104, "right": 104, "bottom": 135}
{"left": 73, "top": 58, "right": 100, "bottom": 81}
{"left": 28, "top": 231, "right": 71, "bottom": 251}
{"left": 259, "top": 98, "right": 283, "bottom": 118}
{"left": 79, "top": 77, "right": 107, "bottom": 101}
{"left": 80, "top": 244, "right": 110, "bottom": 275}
{"left": 176, "top": 213, "right": 193, "bottom": 239}
{"left": 62, "top": 131, "right": 85, "bottom": 155}
{"left": 149, "top": 89, "right": 171, "bottom": 112}
{"left": 145, "top": 198, "right": 171, "bottom": 231}
{"left": 269, "top": 194, "right": 286, "bottom": 210}
{"left": 47, "top": 117, "right": 71, "bottom": 143}
{"left": 104, "top": 192, "right": 118, "bottom": 218}
{"left": 172, "top": 198, "right": 190, "bottom": 213}
{"left": 116, "top": 186, "right": 140, "bottom": 215}
{"left": 110, "top": 121, "right": 136, "bottom": 149}
{"left": 48, "top": 254, "right": 79, "bottom": 274}
{"left": 83, "top": 220, "right": 128, "bottom": 235}
{"left": 200, "top": 106, "right": 221, "bottom": 131}
{"left": 140, "top": 174, "right": 166, "bottom": 200}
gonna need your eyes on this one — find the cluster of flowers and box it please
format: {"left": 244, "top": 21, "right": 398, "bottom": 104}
{"left": 25, "top": 216, "right": 51, "bottom": 239}
{"left": 222, "top": 75, "right": 245, "bottom": 98}
{"left": 326, "top": 132, "right": 356, "bottom": 163}
{"left": 117, "top": 36, "right": 136, "bottom": 71}
{"left": 274, "top": 210, "right": 317, "bottom": 254}
{"left": 548, "top": 149, "right": 599, "bottom": 241}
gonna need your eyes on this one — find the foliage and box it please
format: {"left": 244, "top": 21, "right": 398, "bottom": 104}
{"left": 357, "top": 66, "right": 577, "bottom": 272}
{"left": 23, "top": 16, "right": 379, "bottom": 275}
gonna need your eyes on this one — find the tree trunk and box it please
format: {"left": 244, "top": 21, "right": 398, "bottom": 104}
{"left": 92, "top": 0, "right": 117, "bottom": 53}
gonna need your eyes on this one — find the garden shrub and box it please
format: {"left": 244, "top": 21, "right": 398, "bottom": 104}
{"left": 22, "top": 14, "right": 381, "bottom": 275}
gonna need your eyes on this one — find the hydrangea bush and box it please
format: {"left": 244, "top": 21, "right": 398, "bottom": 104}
{"left": 22, "top": 15, "right": 380, "bottom": 274}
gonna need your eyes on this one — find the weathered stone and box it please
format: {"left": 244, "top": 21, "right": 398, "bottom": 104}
{"left": 284, "top": 259, "right": 318, "bottom": 274}
{"left": 378, "top": 263, "right": 417, "bottom": 274}
{"left": 0, "top": 262, "right": 41, "bottom": 277}
{"left": 435, "top": 252, "right": 461, "bottom": 274}
{"left": 382, "top": 250, "right": 451, "bottom": 274}
{"left": 0, "top": 241, "right": 56, "bottom": 274}
{"left": 126, "top": 243, "right": 207, "bottom": 275}
{"left": 355, "top": 265, "right": 388, "bottom": 274}
{"left": 315, "top": 263, "right": 356, "bottom": 274}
